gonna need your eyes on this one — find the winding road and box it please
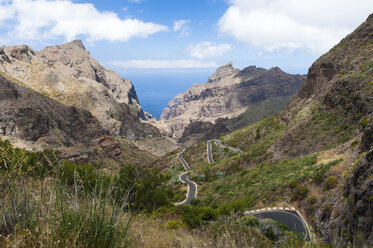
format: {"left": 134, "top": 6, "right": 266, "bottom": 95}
{"left": 246, "top": 209, "right": 310, "bottom": 241}
{"left": 207, "top": 140, "right": 312, "bottom": 241}
{"left": 174, "top": 139, "right": 312, "bottom": 241}
{"left": 207, "top": 139, "right": 242, "bottom": 164}
{"left": 174, "top": 150, "right": 197, "bottom": 206}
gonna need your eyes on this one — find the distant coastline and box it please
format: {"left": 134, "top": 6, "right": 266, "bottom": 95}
{"left": 127, "top": 71, "right": 212, "bottom": 119}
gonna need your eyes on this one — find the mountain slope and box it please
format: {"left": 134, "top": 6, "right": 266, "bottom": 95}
{"left": 160, "top": 13, "right": 373, "bottom": 247}
{"left": 0, "top": 40, "right": 159, "bottom": 140}
{"left": 157, "top": 63, "right": 305, "bottom": 145}
{"left": 0, "top": 73, "right": 106, "bottom": 149}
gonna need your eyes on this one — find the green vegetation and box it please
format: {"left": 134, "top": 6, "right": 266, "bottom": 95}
{"left": 222, "top": 115, "right": 285, "bottom": 164}
{"left": 197, "top": 154, "right": 327, "bottom": 208}
{"left": 323, "top": 176, "right": 338, "bottom": 191}
{"left": 0, "top": 138, "right": 175, "bottom": 247}
{"left": 223, "top": 96, "right": 291, "bottom": 131}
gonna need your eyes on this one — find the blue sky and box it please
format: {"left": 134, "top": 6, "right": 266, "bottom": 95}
{"left": 1, "top": 0, "right": 373, "bottom": 117}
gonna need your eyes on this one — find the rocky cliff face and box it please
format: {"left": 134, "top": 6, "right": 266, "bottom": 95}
{"left": 0, "top": 74, "right": 106, "bottom": 149}
{"left": 273, "top": 13, "right": 373, "bottom": 158}
{"left": 158, "top": 63, "right": 305, "bottom": 144}
{"left": 272, "top": 14, "right": 373, "bottom": 247}
{"left": 0, "top": 40, "right": 159, "bottom": 141}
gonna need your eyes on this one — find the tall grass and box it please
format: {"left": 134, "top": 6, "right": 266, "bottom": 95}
{"left": 0, "top": 140, "right": 134, "bottom": 247}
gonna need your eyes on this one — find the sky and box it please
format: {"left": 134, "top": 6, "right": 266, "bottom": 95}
{"left": 0, "top": 0, "right": 373, "bottom": 118}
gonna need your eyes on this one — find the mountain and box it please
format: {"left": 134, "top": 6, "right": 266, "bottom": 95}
{"left": 0, "top": 74, "right": 106, "bottom": 149}
{"left": 157, "top": 63, "right": 305, "bottom": 145}
{"left": 0, "top": 40, "right": 159, "bottom": 142}
{"left": 275, "top": 13, "right": 373, "bottom": 246}
{"left": 159, "top": 13, "right": 373, "bottom": 247}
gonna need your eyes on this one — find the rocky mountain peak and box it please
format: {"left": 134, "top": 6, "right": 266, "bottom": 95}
{"left": 0, "top": 40, "right": 159, "bottom": 141}
{"left": 269, "top": 66, "right": 282, "bottom": 72}
{"left": 1, "top": 45, "right": 36, "bottom": 63}
{"left": 69, "top": 39, "right": 86, "bottom": 50}
{"left": 158, "top": 62, "right": 305, "bottom": 144}
{"left": 208, "top": 61, "right": 239, "bottom": 84}
{"left": 55, "top": 39, "right": 86, "bottom": 51}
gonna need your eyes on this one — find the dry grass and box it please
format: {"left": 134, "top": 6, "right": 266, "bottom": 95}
{"left": 128, "top": 215, "right": 275, "bottom": 248}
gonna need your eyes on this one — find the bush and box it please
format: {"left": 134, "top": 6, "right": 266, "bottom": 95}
{"left": 323, "top": 176, "right": 338, "bottom": 191}
{"left": 0, "top": 139, "right": 57, "bottom": 177}
{"left": 179, "top": 206, "right": 217, "bottom": 228}
{"left": 360, "top": 119, "right": 370, "bottom": 128}
{"left": 240, "top": 215, "right": 260, "bottom": 227}
{"left": 117, "top": 164, "right": 172, "bottom": 212}
{"left": 288, "top": 179, "right": 297, "bottom": 189}
{"left": 291, "top": 185, "right": 308, "bottom": 202}
{"left": 165, "top": 219, "right": 184, "bottom": 230}
{"left": 58, "top": 161, "right": 101, "bottom": 192}
{"left": 313, "top": 160, "right": 342, "bottom": 185}
{"left": 307, "top": 195, "right": 317, "bottom": 205}
{"left": 322, "top": 203, "right": 333, "bottom": 219}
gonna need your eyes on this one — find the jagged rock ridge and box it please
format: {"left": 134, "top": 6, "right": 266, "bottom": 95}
{"left": 158, "top": 63, "right": 305, "bottom": 144}
{"left": 0, "top": 40, "right": 159, "bottom": 141}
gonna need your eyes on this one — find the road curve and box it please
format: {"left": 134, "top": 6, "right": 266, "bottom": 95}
{"left": 207, "top": 139, "right": 242, "bottom": 165}
{"left": 249, "top": 210, "right": 310, "bottom": 241}
{"left": 208, "top": 141, "right": 311, "bottom": 241}
{"left": 214, "top": 139, "right": 243, "bottom": 154}
{"left": 174, "top": 150, "right": 198, "bottom": 206}
{"left": 177, "top": 150, "right": 191, "bottom": 171}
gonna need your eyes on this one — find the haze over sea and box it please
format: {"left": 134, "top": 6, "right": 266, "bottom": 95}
{"left": 125, "top": 71, "right": 215, "bottom": 119}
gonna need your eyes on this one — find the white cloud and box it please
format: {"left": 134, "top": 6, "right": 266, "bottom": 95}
{"left": 0, "top": 0, "right": 167, "bottom": 43}
{"left": 219, "top": 0, "right": 373, "bottom": 53}
{"left": 111, "top": 60, "right": 218, "bottom": 69}
{"left": 190, "top": 41, "right": 233, "bottom": 59}
{"left": 173, "top": 19, "right": 191, "bottom": 37}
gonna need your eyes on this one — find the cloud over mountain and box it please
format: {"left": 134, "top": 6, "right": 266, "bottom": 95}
{"left": 219, "top": 0, "right": 373, "bottom": 53}
{"left": 189, "top": 42, "right": 233, "bottom": 59}
{"left": 0, "top": 0, "right": 168, "bottom": 43}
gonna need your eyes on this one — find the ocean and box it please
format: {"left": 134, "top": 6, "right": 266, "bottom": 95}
{"left": 125, "top": 71, "right": 214, "bottom": 119}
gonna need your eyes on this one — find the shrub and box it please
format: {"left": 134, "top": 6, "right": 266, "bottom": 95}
{"left": 240, "top": 215, "right": 260, "bottom": 227}
{"left": 323, "top": 176, "right": 338, "bottom": 191}
{"left": 117, "top": 164, "right": 172, "bottom": 212}
{"left": 322, "top": 203, "right": 333, "bottom": 219}
{"left": 291, "top": 185, "right": 308, "bottom": 202}
{"left": 165, "top": 219, "right": 184, "bottom": 230}
{"left": 307, "top": 195, "right": 317, "bottom": 205}
{"left": 179, "top": 206, "right": 217, "bottom": 228}
{"left": 288, "top": 179, "right": 297, "bottom": 189}
{"left": 360, "top": 119, "right": 370, "bottom": 128}
{"left": 351, "top": 140, "right": 359, "bottom": 147}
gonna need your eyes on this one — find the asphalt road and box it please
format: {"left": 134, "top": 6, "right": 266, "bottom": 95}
{"left": 177, "top": 150, "right": 190, "bottom": 171}
{"left": 207, "top": 140, "right": 214, "bottom": 164}
{"left": 214, "top": 139, "right": 243, "bottom": 154}
{"left": 250, "top": 210, "right": 310, "bottom": 241}
{"left": 174, "top": 150, "right": 197, "bottom": 205}
{"left": 178, "top": 171, "right": 197, "bottom": 204}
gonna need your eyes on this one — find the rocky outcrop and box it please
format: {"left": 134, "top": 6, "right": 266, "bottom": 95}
{"left": 310, "top": 147, "right": 373, "bottom": 247}
{"left": 273, "top": 13, "right": 373, "bottom": 158}
{"left": 274, "top": 14, "right": 373, "bottom": 247}
{"left": 0, "top": 74, "right": 106, "bottom": 148}
{"left": 0, "top": 40, "right": 159, "bottom": 141}
{"left": 158, "top": 63, "right": 305, "bottom": 143}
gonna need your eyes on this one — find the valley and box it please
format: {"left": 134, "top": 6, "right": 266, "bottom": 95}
{"left": 0, "top": 10, "right": 372, "bottom": 248}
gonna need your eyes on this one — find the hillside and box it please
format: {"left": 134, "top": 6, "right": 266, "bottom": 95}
{"left": 0, "top": 40, "right": 159, "bottom": 141}
{"left": 158, "top": 13, "right": 373, "bottom": 247}
{"left": 0, "top": 9, "right": 372, "bottom": 248}
{"left": 156, "top": 63, "right": 305, "bottom": 145}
